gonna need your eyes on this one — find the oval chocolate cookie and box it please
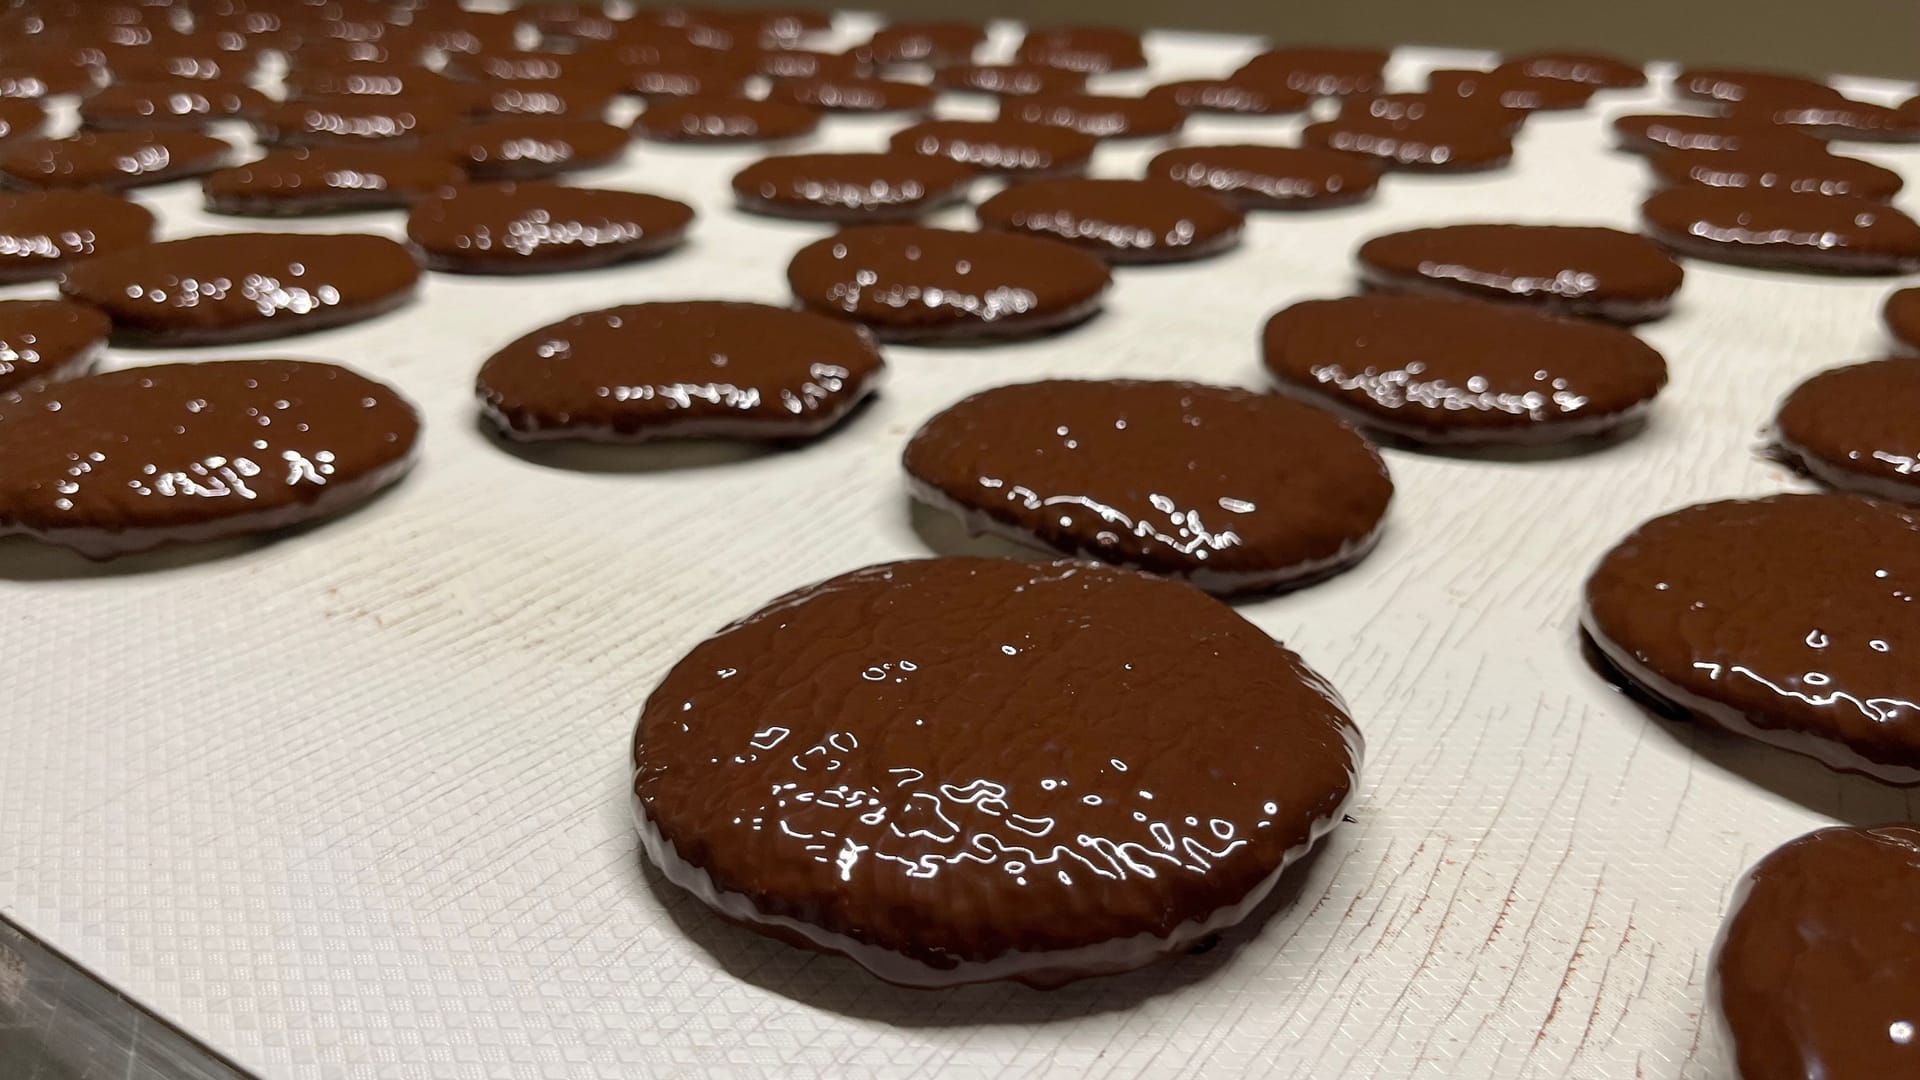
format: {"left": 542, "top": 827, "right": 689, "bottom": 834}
{"left": 78, "top": 79, "right": 271, "bottom": 130}
{"left": 1583, "top": 493, "right": 1920, "bottom": 782}
{"left": 478, "top": 300, "right": 882, "bottom": 442}
{"left": 1014, "top": 25, "right": 1147, "bottom": 74}
{"left": 407, "top": 182, "right": 693, "bottom": 275}
{"left": 0, "top": 189, "right": 154, "bottom": 282}
{"left": 1495, "top": 51, "right": 1644, "bottom": 88}
{"left": 932, "top": 63, "right": 1085, "bottom": 99}
{"left": 633, "top": 96, "right": 818, "bottom": 142}
{"left": 0, "top": 130, "right": 231, "bottom": 190}
{"left": 1301, "top": 112, "right": 1513, "bottom": 172}
{"left": 204, "top": 146, "right": 467, "bottom": 216}
{"left": 1424, "top": 68, "right": 1595, "bottom": 112}
{"left": 732, "top": 151, "right": 975, "bottom": 222}
{"left": 0, "top": 299, "right": 109, "bottom": 393}
{"left": 423, "top": 118, "right": 630, "bottom": 180}
{"left": 1147, "top": 79, "right": 1311, "bottom": 116}
{"left": 787, "top": 225, "right": 1110, "bottom": 342}
{"left": 1234, "top": 46, "right": 1388, "bottom": 97}
{"left": 1612, "top": 113, "right": 1821, "bottom": 155}
{"left": 60, "top": 232, "right": 420, "bottom": 346}
{"left": 1647, "top": 146, "right": 1903, "bottom": 201}
{"left": 976, "top": 178, "right": 1243, "bottom": 264}
{"left": 1641, "top": 187, "right": 1920, "bottom": 274}
{"left": 633, "top": 555, "right": 1362, "bottom": 986}
{"left": 889, "top": 119, "right": 1095, "bottom": 179}
{"left": 0, "top": 359, "right": 419, "bottom": 558}
{"left": 1770, "top": 358, "right": 1920, "bottom": 501}
{"left": 255, "top": 96, "right": 465, "bottom": 147}
{"left": 1357, "top": 224, "right": 1685, "bottom": 323}
{"left": 1889, "top": 287, "right": 1920, "bottom": 355}
{"left": 1731, "top": 99, "right": 1920, "bottom": 143}
{"left": 903, "top": 379, "right": 1392, "bottom": 593}
{"left": 480, "top": 80, "right": 616, "bottom": 119}
{"left": 1263, "top": 294, "right": 1667, "bottom": 446}
{"left": 1714, "top": 826, "right": 1920, "bottom": 1080}
{"left": 1675, "top": 67, "right": 1838, "bottom": 107}
{"left": 860, "top": 21, "right": 983, "bottom": 66}
{"left": 1000, "top": 93, "right": 1185, "bottom": 140}
{"left": 1146, "top": 144, "right": 1380, "bottom": 211}
{"left": 765, "top": 76, "right": 933, "bottom": 114}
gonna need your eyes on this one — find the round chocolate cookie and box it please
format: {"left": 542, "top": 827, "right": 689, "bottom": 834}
{"left": 732, "top": 151, "right": 975, "bottom": 222}
{"left": 889, "top": 120, "right": 1095, "bottom": 180}
{"left": 1888, "top": 288, "right": 1920, "bottom": 355}
{"left": 904, "top": 379, "right": 1392, "bottom": 593}
{"left": 0, "top": 130, "right": 231, "bottom": 190}
{"left": 256, "top": 96, "right": 464, "bottom": 147}
{"left": 0, "top": 299, "right": 109, "bottom": 393}
{"left": 765, "top": 76, "right": 933, "bottom": 114}
{"left": 634, "top": 96, "right": 818, "bottom": 142}
{"left": 860, "top": 21, "right": 983, "bottom": 66}
{"left": 976, "top": 178, "right": 1243, "bottom": 264}
{"left": 480, "top": 80, "right": 616, "bottom": 119}
{"left": 0, "top": 190, "right": 154, "bottom": 282}
{"left": 1729, "top": 98, "right": 1920, "bottom": 143}
{"left": 1263, "top": 294, "right": 1667, "bottom": 446}
{"left": 1611, "top": 113, "right": 1823, "bottom": 155}
{"left": 1424, "top": 68, "right": 1595, "bottom": 112}
{"left": 1014, "top": 25, "right": 1147, "bottom": 74}
{"left": 632, "top": 555, "right": 1362, "bottom": 986}
{"left": 1000, "top": 93, "right": 1185, "bottom": 140}
{"left": 422, "top": 119, "right": 630, "bottom": 180}
{"left": 1641, "top": 188, "right": 1920, "bottom": 274}
{"left": 1234, "top": 46, "right": 1389, "bottom": 97}
{"left": 204, "top": 146, "right": 466, "bottom": 216}
{"left": 477, "top": 300, "right": 882, "bottom": 442}
{"left": 1146, "top": 79, "right": 1311, "bottom": 116}
{"left": 1770, "top": 358, "right": 1920, "bottom": 500}
{"left": 1147, "top": 144, "right": 1381, "bottom": 211}
{"left": 1495, "top": 51, "right": 1645, "bottom": 88}
{"left": 0, "top": 359, "right": 419, "bottom": 559}
{"left": 1674, "top": 67, "right": 1840, "bottom": 107}
{"left": 1714, "top": 826, "right": 1920, "bottom": 1080}
{"left": 78, "top": 79, "right": 271, "bottom": 130}
{"left": 1583, "top": 493, "right": 1920, "bottom": 782}
{"left": 406, "top": 182, "right": 692, "bottom": 274}
{"left": 1302, "top": 112, "right": 1514, "bottom": 172}
{"left": 932, "top": 63, "right": 1086, "bottom": 99}
{"left": 1647, "top": 146, "right": 1903, "bottom": 201}
{"left": 787, "top": 225, "right": 1110, "bottom": 342}
{"left": 1357, "top": 224, "right": 1685, "bottom": 323}
{"left": 60, "top": 232, "right": 420, "bottom": 346}
{"left": 626, "top": 60, "right": 749, "bottom": 100}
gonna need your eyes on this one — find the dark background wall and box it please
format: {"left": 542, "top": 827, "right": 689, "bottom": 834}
{"left": 697, "top": 0, "right": 1919, "bottom": 79}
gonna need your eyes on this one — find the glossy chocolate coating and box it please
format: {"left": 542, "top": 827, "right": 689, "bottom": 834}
{"left": 732, "top": 151, "right": 974, "bottom": 222}
{"left": 861, "top": 21, "right": 982, "bottom": 66}
{"left": 1147, "top": 79, "right": 1311, "bottom": 116}
{"left": 0, "top": 359, "right": 419, "bottom": 558}
{"left": 0, "top": 99, "right": 44, "bottom": 141}
{"left": 1641, "top": 188, "right": 1920, "bottom": 274}
{"left": 633, "top": 555, "right": 1362, "bottom": 986}
{"left": 1424, "top": 68, "right": 1595, "bottom": 112}
{"left": 976, "top": 178, "right": 1242, "bottom": 264}
{"left": 406, "top": 181, "right": 692, "bottom": 274}
{"left": 0, "top": 130, "right": 230, "bottom": 190}
{"left": 766, "top": 76, "right": 933, "bottom": 114}
{"left": 480, "top": 80, "right": 615, "bottom": 120}
{"left": 1714, "top": 826, "right": 1920, "bottom": 1079}
{"left": 787, "top": 224, "right": 1109, "bottom": 342}
{"left": 1612, "top": 113, "right": 1823, "bottom": 155}
{"left": 1730, "top": 99, "right": 1920, "bottom": 143}
{"left": 0, "top": 299, "right": 109, "bottom": 393}
{"left": 1302, "top": 112, "right": 1513, "bottom": 172}
{"left": 256, "top": 96, "right": 463, "bottom": 147}
{"left": 1014, "top": 26, "right": 1146, "bottom": 74}
{"left": 753, "top": 49, "right": 868, "bottom": 82}
{"left": 1583, "top": 493, "right": 1920, "bottom": 782}
{"left": 0, "top": 189, "right": 154, "bottom": 282}
{"left": 478, "top": 300, "right": 882, "bottom": 442}
{"left": 0, "top": 64, "right": 99, "bottom": 100}
{"left": 1496, "top": 51, "right": 1644, "bottom": 88}
{"left": 422, "top": 119, "right": 630, "bottom": 180}
{"left": 1000, "top": 93, "right": 1185, "bottom": 140}
{"left": 932, "top": 63, "right": 1085, "bottom": 99}
{"left": 1673, "top": 67, "right": 1840, "bottom": 107}
{"left": 634, "top": 96, "right": 817, "bottom": 142}
{"left": 1771, "top": 358, "right": 1920, "bottom": 501}
{"left": 626, "top": 60, "right": 748, "bottom": 99}
{"left": 288, "top": 63, "right": 481, "bottom": 104}
{"left": 1889, "top": 288, "right": 1920, "bottom": 355}
{"left": 905, "top": 380, "right": 1391, "bottom": 592}
{"left": 79, "top": 80, "right": 270, "bottom": 130}
{"left": 442, "top": 51, "right": 625, "bottom": 88}
{"left": 1234, "top": 47, "right": 1390, "bottom": 98}
{"left": 1263, "top": 293, "right": 1667, "bottom": 446}
{"left": 204, "top": 146, "right": 465, "bottom": 216}
{"left": 1344, "top": 92, "right": 1521, "bottom": 130}
{"left": 60, "top": 232, "right": 420, "bottom": 346}
{"left": 1357, "top": 224, "right": 1685, "bottom": 323}
{"left": 1147, "top": 144, "right": 1380, "bottom": 211}
{"left": 889, "top": 119, "right": 1094, "bottom": 179}
{"left": 1648, "top": 146, "right": 1903, "bottom": 200}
